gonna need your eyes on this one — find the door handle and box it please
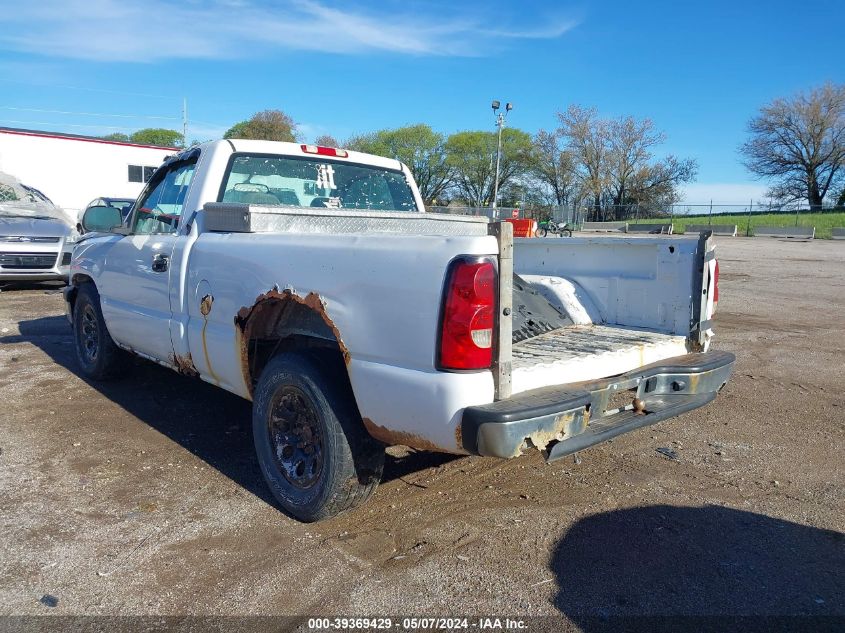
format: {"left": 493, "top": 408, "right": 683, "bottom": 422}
{"left": 152, "top": 253, "right": 169, "bottom": 272}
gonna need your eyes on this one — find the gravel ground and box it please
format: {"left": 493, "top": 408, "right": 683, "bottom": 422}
{"left": 0, "top": 237, "right": 843, "bottom": 628}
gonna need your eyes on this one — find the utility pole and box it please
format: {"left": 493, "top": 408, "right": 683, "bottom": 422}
{"left": 491, "top": 100, "right": 512, "bottom": 219}
{"left": 182, "top": 97, "right": 188, "bottom": 148}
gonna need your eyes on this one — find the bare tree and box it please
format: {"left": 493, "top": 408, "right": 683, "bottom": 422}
{"left": 741, "top": 83, "right": 845, "bottom": 209}
{"left": 557, "top": 105, "right": 609, "bottom": 217}
{"left": 629, "top": 155, "right": 698, "bottom": 207}
{"left": 314, "top": 134, "right": 340, "bottom": 147}
{"left": 607, "top": 116, "right": 665, "bottom": 216}
{"left": 556, "top": 106, "right": 695, "bottom": 219}
{"left": 531, "top": 130, "right": 579, "bottom": 206}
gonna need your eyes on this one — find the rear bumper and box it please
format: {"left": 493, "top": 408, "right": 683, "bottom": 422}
{"left": 461, "top": 350, "right": 735, "bottom": 461}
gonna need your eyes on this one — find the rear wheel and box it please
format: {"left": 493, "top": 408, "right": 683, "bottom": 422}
{"left": 563, "top": 228, "right": 573, "bottom": 237}
{"left": 72, "top": 284, "right": 128, "bottom": 380}
{"left": 252, "top": 353, "right": 384, "bottom": 522}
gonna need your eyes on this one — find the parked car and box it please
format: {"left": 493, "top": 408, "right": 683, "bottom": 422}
{"left": 65, "top": 139, "right": 732, "bottom": 521}
{"left": 77, "top": 197, "right": 135, "bottom": 234}
{"left": 0, "top": 172, "right": 76, "bottom": 283}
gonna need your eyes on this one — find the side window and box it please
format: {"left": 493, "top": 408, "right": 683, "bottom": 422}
{"left": 132, "top": 161, "right": 197, "bottom": 235}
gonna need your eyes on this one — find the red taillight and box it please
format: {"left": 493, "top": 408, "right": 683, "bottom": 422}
{"left": 713, "top": 259, "right": 719, "bottom": 310}
{"left": 438, "top": 259, "right": 496, "bottom": 370}
{"left": 301, "top": 144, "right": 349, "bottom": 158}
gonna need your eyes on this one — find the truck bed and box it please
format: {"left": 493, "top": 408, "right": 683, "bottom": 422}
{"left": 511, "top": 324, "right": 688, "bottom": 394}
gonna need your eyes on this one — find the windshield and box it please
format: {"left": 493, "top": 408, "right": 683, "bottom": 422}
{"left": 219, "top": 154, "right": 418, "bottom": 212}
{"left": 0, "top": 172, "right": 72, "bottom": 225}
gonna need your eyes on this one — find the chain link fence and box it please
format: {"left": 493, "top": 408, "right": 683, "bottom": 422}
{"left": 426, "top": 202, "right": 845, "bottom": 238}
{"left": 579, "top": 201, "right": 842, "bottom": 221}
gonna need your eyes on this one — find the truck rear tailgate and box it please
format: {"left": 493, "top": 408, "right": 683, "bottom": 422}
{"left": 461, "top": 224, "right": 732, "bottom": 460}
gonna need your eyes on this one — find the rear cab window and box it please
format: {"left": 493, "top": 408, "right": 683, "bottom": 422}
{"left": 218, "top": 154, "right": 418, "bottom": 212}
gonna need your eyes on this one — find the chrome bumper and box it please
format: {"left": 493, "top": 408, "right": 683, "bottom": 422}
{"left": 461, "top": 350, "right": 736, "bottom": 461}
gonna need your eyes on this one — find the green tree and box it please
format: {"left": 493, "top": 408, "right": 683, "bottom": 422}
{"left": 101, "top": 132, "right": 130, "bottom": 142}
{"left": 130, "top": 128, "right": 183, "bottom": 147}
{"left": 224, "top": 109, "right": 297, "bottom": 142}
{"left": 444, "top": 128, "right": 533, "bottom": 207}
{"left": 346, "top": 124, "right": 453, "bottom": 204}
{"left": 223, "top": 121, "right": 249, "bottom": 139}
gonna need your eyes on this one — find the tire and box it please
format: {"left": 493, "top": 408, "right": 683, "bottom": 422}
{"left": 252, "top": 352, "right": 384, "bottom": 522}
{"left": 563, "top": 229, "right": 573, "bottom": 237}
{"left": 535, "top": 227, "right": 548, "bottom": 238}
{"left": 72, "top": 283, "right": 128, "bottom": 380}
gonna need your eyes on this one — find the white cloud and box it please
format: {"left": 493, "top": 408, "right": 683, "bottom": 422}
{"left": 0, "top": 0, "right": 578, "bottom": 62}
{"left": 679, "top": 182, "right": 770, "bottom": 205}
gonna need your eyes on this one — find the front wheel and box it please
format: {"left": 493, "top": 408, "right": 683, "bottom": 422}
{"left": 72, "top": 284, "right": 128, "bottom": 380}
{"left": 535, "top": 227, "right": 548, "bottom": 238}
{"left": 252, "top": 353, "right": 384, "bottom": 522}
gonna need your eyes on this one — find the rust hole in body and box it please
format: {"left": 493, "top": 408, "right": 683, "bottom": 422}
{"left": 170, "top": 353, "right": 199, "bottom": 377}
{"left": 235, "top": 289, "right": 351, "bottom": 397}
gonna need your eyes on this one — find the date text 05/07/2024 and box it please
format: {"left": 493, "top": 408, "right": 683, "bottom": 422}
{"left": 307, "top": 617, "right": 529, "bottom": 631}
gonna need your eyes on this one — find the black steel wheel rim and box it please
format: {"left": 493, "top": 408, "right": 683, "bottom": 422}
{"left": 80, "top": 304, "right": 99, "bottom": 363}
{"left": 267, "top": 385, "right": 324, "bottom": 490}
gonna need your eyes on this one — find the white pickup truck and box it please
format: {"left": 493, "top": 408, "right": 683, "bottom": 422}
{"left": 65, "top": 139, "right": 734, "bottom": 521}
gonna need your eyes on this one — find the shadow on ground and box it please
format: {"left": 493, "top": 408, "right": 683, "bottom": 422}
{"left": 0, "top": 280, "right": 65, "bottom": 292}
{"left": 4, "top": 315, "right": 460, "bottom": 511}
{"left": 551, "top": 504, "right": 844, "bottom": 629}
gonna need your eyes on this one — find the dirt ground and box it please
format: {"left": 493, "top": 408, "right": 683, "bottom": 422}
{"left": 1, "top": 237, "right": 843, "bottom": 627}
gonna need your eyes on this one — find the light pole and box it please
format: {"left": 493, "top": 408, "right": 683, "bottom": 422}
{"left": 491, "top": 100, "right": 512, "bottom": 217}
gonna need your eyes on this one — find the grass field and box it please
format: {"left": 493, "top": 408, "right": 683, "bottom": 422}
{"left": 629, "top": 212, "right": 845, "bottom": 239}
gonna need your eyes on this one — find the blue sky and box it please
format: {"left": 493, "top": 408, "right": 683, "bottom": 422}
{"left": 0, "top": 0, "right": 842, "bottom": 203}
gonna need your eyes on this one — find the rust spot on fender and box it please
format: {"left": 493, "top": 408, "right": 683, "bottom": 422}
{"left": 454, "top": 423, "right": 463, "bottom": 450}
{"left": 362, "top": 417, "right": 450, "bottom": 453}
{"left": 234, "top": 288, "right": 350, "bottom": 396}
{"left": 200, "top": 296, "right": 221, "bottom": 385}
{"left": 170, "top": 352, "right": 199, "bottom": 377}
{"left": 200, "top": 293, "right": 213, "bottom": 316}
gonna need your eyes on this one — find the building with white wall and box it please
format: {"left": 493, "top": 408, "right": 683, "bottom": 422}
{"left": 0, "top": 127, "right": 177, "bottom": 215}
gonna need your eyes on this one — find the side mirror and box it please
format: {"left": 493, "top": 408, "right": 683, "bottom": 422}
{"left": 82, "top": 205, "right": 123, "bottom": 233}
